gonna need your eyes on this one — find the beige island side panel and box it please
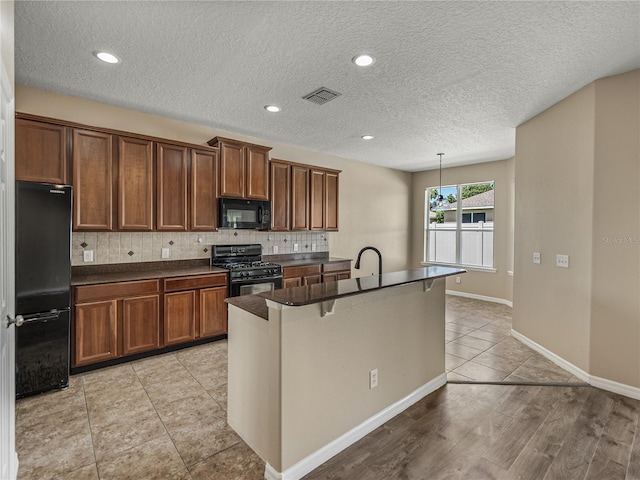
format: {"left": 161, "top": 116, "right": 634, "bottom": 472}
{"left": 227, "top": 278, "right": 446, "bottom": 479}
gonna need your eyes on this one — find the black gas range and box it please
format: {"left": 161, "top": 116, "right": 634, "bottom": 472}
{"left": 211, "top": 244, "right": 283, "bottom": 296}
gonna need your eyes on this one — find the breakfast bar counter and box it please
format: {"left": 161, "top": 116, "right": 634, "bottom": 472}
{"left": 226, "top": 266, "right": 464, "bottom": 480}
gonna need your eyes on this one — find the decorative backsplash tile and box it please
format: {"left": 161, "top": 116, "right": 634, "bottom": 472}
{"left": 72, "top": 230, "right": 330, "bottom": 266}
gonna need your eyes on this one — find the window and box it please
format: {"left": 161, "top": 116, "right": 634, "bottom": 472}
{"left": 425, "top": 181, "right": 494, "bottom": 268}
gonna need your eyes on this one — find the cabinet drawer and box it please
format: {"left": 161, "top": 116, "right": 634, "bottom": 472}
{"left": 322, "top": 261, "right": 351, "bottom": 273}
{"left": 75, "top": 279, "right": 160, "bottom": 303}
{"left": 164, "top": 273, "right": 227, "bottom": 292}
{"left": 283, "top": 264, "right": 321, "bottom": 278}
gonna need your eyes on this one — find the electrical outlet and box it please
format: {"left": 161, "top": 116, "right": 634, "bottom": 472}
{"left": 455, "top": 276, "right": 461, "bottom": 284}
{"left": 161, "top": 248, "right": 170, "bottom": 259}
{"left": 293, "top": 243, "right": 299, "bottom": 252}
{"left": 556, "top": 254, "right": 569, "bottom": 268}
{"left": 273, "top": 245, "right": 279, "bottom": 254}
{"left": 533, "top": 252, "right": 541, "bottom": 264}
{"left": 369, "top": 369, "right": 378, "bottom": 389}
{"left": 312, "top": 243, "right": 317, "bottom": 252}
{"left": 83, "top": 250, "right": 94, "bottom": 262}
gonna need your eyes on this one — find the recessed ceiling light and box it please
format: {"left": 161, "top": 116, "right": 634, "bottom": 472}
{"left": 361, "top": 135, "right": 374, "bottom": 140}
{"left": 95, "top": 52, "right": 120, "bottom": 64}
{"left": 353, "top": 54, "right": 375, "bottom": 67}
{"left": 264, "top": 105, "right": 281, "bottom": 113}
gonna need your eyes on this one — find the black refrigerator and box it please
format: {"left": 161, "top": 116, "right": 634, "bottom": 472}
{"left": 15, "top": 181, "right": 72, "bottom": 398}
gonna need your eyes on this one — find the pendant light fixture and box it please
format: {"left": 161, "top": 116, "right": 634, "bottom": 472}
{"left": 430, "top": 153, "right": 451, "bottom": 212}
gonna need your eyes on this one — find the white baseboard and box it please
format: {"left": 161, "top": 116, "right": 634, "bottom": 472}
{"left": 264, "top": 373, "right": 448, "bottom": 480}
{"left": 511, "top": 329, "right": 589, "bottom": 382}
{"left": 511, "top": 329, "right": 640, "bottom": 400}
{"left": 446, "top": 290, "right": 512, "bottom": 308}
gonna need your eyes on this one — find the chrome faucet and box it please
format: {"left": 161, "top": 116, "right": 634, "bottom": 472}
{"left": 354, "top": 246, "right": 382, "bottom": 275}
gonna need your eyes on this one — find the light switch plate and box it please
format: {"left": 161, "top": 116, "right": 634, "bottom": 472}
{"left": 533, "top": 252, "right": 541, "bottom": 264}
{"left": 83, "top": 250, "right": 94, "bottom": 262}
{"left": 161, "top": 248, "right": 170, "bottom": 259}
{"left": 293, "top": 243, "right": 299, "bottom": 252}
{"left": 312, "top": 243, "right": 317, "bottom": 252}
{"left": 273, "top": 245, "right": 279, "bottom": 254}
{"left": 556, "top": 254, "right": 569, "bottom": 268}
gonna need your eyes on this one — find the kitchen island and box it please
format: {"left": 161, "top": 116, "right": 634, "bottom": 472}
{"left": 226, "top": 266, "right": 464, "bottom": 480}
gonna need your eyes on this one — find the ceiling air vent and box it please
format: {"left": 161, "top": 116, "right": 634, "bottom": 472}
{"left": 302, "top": 87, "right": 342, "bottom": 105}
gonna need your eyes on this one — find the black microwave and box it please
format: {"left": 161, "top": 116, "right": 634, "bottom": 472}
{"left": 219, "top": 198, "right": 271, "bottom": 229}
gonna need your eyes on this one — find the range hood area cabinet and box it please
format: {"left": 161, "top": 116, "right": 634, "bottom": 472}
{"left": 15, "top": 114, "right": 219, "bottom": 232}
{"left": 207, "top": 136, "right": 271, "bottom": 201}
{"left": 270, "top": 158, "right": 340, "bottom": 232}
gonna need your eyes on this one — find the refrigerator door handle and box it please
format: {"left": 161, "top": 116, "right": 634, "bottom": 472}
{"left": 6, "top": 314, "right": 24, "bottom": 327}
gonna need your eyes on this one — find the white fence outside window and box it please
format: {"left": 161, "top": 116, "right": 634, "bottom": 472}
{"left": 426, "top": 221, "right": 494, "bottom": 268}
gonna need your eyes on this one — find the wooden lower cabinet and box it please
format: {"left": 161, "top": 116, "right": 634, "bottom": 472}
{"left": 283, "top": 277, "right": 302, "bottom": 288}
{"left": 122, "top": 295, "right": 160, "bottom": 356}
{"left": 200, "top": 287, "right": 227, "bottom": 338}
{"left": 74, "top": 300, "right": 118, "bottom": 366}
{"left": 73, "top": 274, "right": 228, "bottom": 368}
{"left": 322, "top": 260, "right": 351, "bottom": 283}
{"left": 164, "top": 291, "right": 196, "bottom": 346}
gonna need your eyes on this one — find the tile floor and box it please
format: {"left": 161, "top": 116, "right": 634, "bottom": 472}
{"left": 15, "top": 340, "right": 264, "bottom": 480}
{"left": 445, "top": 295, "right": 583, "bottom": 384}
{"left": 15, "top": 296, "right": 580, "bottom": 479}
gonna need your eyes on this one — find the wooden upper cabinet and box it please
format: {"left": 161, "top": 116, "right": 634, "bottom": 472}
{"left": 15, "top": 118, "right": 69, "bottom": 184}
{"left": 118, "top": 137, "right": 154, "bottom": 231}
{"left": 157, "top": 143, "right": 188, "bottom": 231}
{"left": 191, "top": 148, "right": 218, "bottom": 231}
{"left": 218, "top": 140, "right": 245, "bottom": 198}
{"left": 309, "top": 169, "right": 325, "bottom": 231}
{"left": 73, "top": 129, "right": 114, "bottom": 231}
{"left": 208, "top": 137, "right": 271, "bottom": 200}
{"left": 245, "top": 145, "right": 270, "bottom": 200}
{"left": 291, "top": 165, "right": 310, "bottom": 230}
{"left": 325, "top": 171, "right": 339, "bottom": 231}
{"left": 309, "top": 168, "right": 339, "bottom": 231}
{"left": 270, "top": 160, "right": 290, "bottom": 231}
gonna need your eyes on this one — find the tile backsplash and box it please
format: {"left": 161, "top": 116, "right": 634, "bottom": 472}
{"left": 72, "top": 230, "right": 330, "bottom": 266}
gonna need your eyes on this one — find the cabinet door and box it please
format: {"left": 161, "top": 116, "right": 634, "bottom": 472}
{"left": 191, "top": 148, "right": 218, "bottom": 231}
{"left": 283, "top": 277, "right": 302, "bottom": 288}
{"left": 164, "top": 290, "right": 196, "bottom": 345}
{"left": 118, "top": 137, "right": 154, "bottom": 231}
{"left": 291, "top": 165, "right": 309, "bottom": 230}
{"left": 270, "top": 161, "right": 290, "bottom": 231}
{"left": 309, "top": 169, "right": 325, "bottom": 230}
{"left": 245, "top": 145, "right": 269, "bottom": 200}
{"left": 325, "top": 172, "right": 339, "bottom": 231}
{"left": 219, "top": 141, "right": 245, "bottom": 198}
{"left": 303, "top": 274, "right": 322, "bottom": 285}
{"left": 157, "top": 143, "right": 188, "bottom": 231}
{"left": 74, "top": 300, "right": 117, "bottom": 366}
{"left": 15, "top": 118, "right": 68, "bottom": 184}
{"left": 122, "top": 295, "right": 160, "bottom": 356}
{"left": 73, "top": 129, "right": 114, "bottom": 231}
{"left": 199, "top": 287, "right": 227, "bottom": 338}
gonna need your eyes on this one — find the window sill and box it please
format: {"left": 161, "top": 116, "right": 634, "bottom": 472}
{"left": 420, "top": 262, "right": 497, "bottom": 273}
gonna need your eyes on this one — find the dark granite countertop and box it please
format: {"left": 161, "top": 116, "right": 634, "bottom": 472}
{"left": 259, "top": 266, "right": 466, "bottom": 307}
{"left": 225, "top": 295, "right": 269, "bottom": 320}
{"left": 72, "top": 260, "right": 228, "bottom": 286}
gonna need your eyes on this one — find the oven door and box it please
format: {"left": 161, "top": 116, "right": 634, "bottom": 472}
{"left": 231, "top": 276, "right": 283, "bottom": 297}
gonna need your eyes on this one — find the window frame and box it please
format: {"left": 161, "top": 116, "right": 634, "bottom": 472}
{"left": 423, "top": 181, "right": 496, "bottom": 271}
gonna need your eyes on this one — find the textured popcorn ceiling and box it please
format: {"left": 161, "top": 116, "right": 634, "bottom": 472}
{"left": 14, "top": 1, "right": 640, "bottom": 172}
